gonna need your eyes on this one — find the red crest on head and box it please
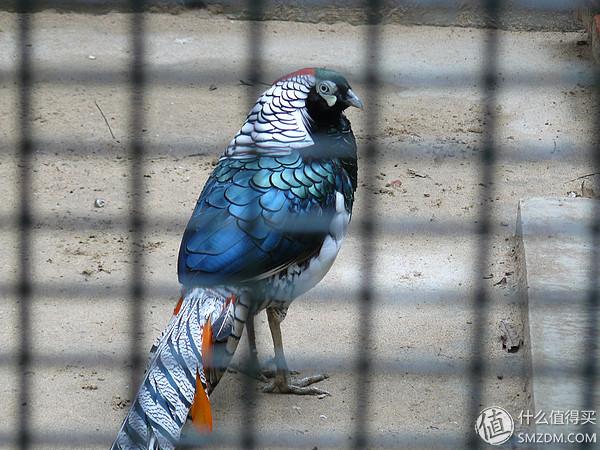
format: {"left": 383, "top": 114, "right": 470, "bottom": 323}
{"left": 273, "top": 68, "right": 316, "bottom": 84}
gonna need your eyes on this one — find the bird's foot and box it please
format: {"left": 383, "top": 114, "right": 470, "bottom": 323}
{"left": 262, "top": 372, "right": 330, "bottom": 396}
{"left": 229, "top": 362, "right": 269, "bottom": 383}
{"left": 229, "top": 358, "right": 298, "bottom": 382}
{"left": 256, "top": 358, "right": 299, "bottom": 379}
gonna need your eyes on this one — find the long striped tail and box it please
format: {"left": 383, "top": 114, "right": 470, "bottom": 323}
{"left": 111, "top": 288, "right": 248, "bottom": 450}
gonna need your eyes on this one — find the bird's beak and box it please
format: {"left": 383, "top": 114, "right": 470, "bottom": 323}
{"left": 345, "top": 89, "right": 363, "bottom": 109}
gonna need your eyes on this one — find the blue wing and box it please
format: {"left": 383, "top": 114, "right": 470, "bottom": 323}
{"left": 177, "top": 154, "right": 340, "bottom": 287}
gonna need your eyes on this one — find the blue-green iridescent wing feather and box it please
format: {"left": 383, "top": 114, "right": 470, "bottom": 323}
{"left": 177, "top": 154, "right": 338, "bottom": 286}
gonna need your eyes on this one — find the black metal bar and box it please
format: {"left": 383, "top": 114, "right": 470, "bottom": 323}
{"left": 3, "top": 137, "right": 593, "bottom": 163}
{"left": 353, "top": 0, "right": 382, "bottom": 448}
{"left": 468, "top": 0, "right": 500, "bottom": 448}
{"left": 127, "top": 0, "right": 147, "bottom": 405}
{"left": 2, "top": 212, "right": 597, "bottom": 237}
{"left": 0, "top": 67, "right": 594, "bottom": 88}
{"left": 0, "top": 283, "right": 582, "bottom": 308}
{"left": 240, "top": 1, "right": 264, "bottom": 449}
{"left": 15, "top": 1, "right": 33, "bottom": 449}
{"left": 3, "top": 213, "right": 596, "bottom": 237}
{"left": 582, "top": 40, "right": 600, "bottom": 450}
{"left": 1, "top": 351, "right": 589, "bottom": 379}
{"left": 0, "top": 429, "right": 469, "bottom": 450}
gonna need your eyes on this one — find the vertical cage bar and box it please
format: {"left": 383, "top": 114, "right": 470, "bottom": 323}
{"left": 352, "top": 0, "right": 382, "bottom": 448}
{"left": 468, "top": 0, "right": 500, "bottom": 448}
{"left": 582, "top": 50, "right": 600, "bottom": 450}
{"left": 240, "top": 1, "right": 263, "bottom": 449}
{"left": 16, "top": 1, "right": 33, "bottom": 449}
{"left": 246, "top": 0, "right": 264, "bottom": 94}
{"left": 128, "top": 0, "right": 146, "bottom": 400}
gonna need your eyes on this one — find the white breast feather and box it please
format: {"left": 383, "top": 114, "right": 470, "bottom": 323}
{"left": 269, "top": 192, "right": 350, "bottom": 301}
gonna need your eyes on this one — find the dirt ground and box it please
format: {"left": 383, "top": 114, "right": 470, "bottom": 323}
{"left": 0, "top": 10, "right": 597, "bottom": 449}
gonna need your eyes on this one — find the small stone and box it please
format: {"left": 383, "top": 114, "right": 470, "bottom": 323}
{"left": 407, "top": 168, "right": 428, "bottom": 178}
{"left": 385, "top": 179, "right": 402, "bottom": 188}
{"left": 319, "top": 414, "right": 327, "bottom": 420}
{"left": 111, "top": 396, "right": 131, "bottom": 410}
{"left": 94, "top": 198, "right": 106, "bottom": 208}
{"left": 499, "top": 320, "right": 522, "bottom": 353}
{"left": 88, "top": 55, "right": 96, "bottom": 60}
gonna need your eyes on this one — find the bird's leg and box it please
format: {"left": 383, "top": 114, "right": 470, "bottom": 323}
{"left": 239, "top": 311, "right": 299, "bottom": 379}
{"left": 246, "top": 313, "right": 261, "bottom": 372}
{"left": 229, "top": 313, "right": 269, "bottom": 382}
{"left": 262, "top": 307, "right": 330, "bottom": 396}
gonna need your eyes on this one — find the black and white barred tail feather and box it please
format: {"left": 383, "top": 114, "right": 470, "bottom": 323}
{"left": 111, "top": 288, "right": 245, "bottom": 450}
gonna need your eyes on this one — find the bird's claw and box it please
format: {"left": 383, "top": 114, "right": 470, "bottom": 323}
{"left": 229, "top": 359, "right": 299, "bottom": 382}
{"left": 262, "top": 373, "right": 330, "bottom": 396}
{"left": 260, "top": 367, "right": 299, "bottom": 378}
{"left": 228, "top": 363, "right": 270, "bottom": 382}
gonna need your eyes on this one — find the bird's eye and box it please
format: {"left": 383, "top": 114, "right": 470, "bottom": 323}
{"left": 318, "top": 83, "right": 331, "bottom": 94}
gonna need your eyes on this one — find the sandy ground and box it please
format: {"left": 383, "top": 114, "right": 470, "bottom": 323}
{"left": 0, "top": 10, "right": 597, "bottom": 450}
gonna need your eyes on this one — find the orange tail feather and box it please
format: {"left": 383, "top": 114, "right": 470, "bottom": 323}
{"left": 190, "top": 374, "right": 213, "bottom": 432}
{"left": 190, "top": 320, "right": 214, "bottom": 432}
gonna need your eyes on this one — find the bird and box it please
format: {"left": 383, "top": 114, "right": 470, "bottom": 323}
{"left": 111, "top": 67, "right": 361, "bottom": 450}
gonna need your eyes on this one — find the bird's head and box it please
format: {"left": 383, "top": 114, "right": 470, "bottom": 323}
{"left": 309, "top": 67, "right": 363, "bottom": 110}
{"left": 225, "top": 68, "right": 361, "bottom": 158}
{"left": 275, "top": 67, "right": 363, "bottom": 121}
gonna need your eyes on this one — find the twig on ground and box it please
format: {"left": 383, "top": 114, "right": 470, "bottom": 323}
{"left": 94, "top": 100, "right": 117, "bottom": 140}
{"left": 567, "top": 172, "right": 600, "bottom": 183}
{"left": 239, "top": 79, "right": 271, "bottom": 87}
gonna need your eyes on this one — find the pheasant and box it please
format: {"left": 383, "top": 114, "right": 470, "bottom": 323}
{"left": 112, "top": 67, "right": 361, "bottom": 450}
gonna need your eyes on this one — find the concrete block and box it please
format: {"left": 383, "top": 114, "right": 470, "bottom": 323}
{"left": 517, "top": 198, "right": 599, "bottom": 432}
{"left": 593, "top": 15, "right": 600, "bottom": 64}
{"left": 577, "top": 2, "right": 600, "bottom": 40}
